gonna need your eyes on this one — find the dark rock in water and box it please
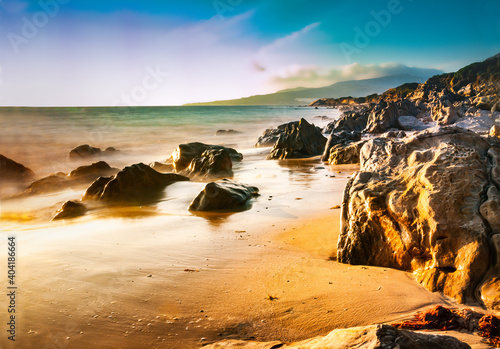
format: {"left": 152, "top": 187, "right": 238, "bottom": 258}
{"left": 189, "top": 179, "right": 259, "bottom": 212}
{"left": 255, "top": 125, "right": 286, "bottom": 148}
{"left": 69, "top": 145, "right": 118, "bottom": 160}
{"left": 181, "top": 148, "right": 233, "bottom": 180}
{"left": 149, "top": 161, "right": 174, "bottom": 173}
{"left": 83, "top": 163, "right": 189, "bottom": 203}
{"left": 338, "top": 126, "right": 496, "bottom": 306}
{"left": 52, "top": 200, "right": 87, "bottom": 221}
{"left": 268, "top": 118, "right": 327, "bottom": 159}
{"left": 324, "top": 109, "right": 369, "bottom": 134}
{"left": 0, "top": 154, "right": 35, "bottom": 182}
{"left": 328, "top": 140, "right": 367, "bottom": 165}
{"left": 172, "top": 142, "right": 242, "bottom": 172}
{"left": 364, "top": 102, "right": 400, "bottom": 133}
{"left": 68, "top": 161, "right": 119, "bottom": 182}
{"left": 215, "top": 129, "right": 241, "bottom": 136}
{"left": 321, "top": 131, "right": 361, "bottom": 162}
{"left": 22, "top": 173, "right": 70, "bottom": 195}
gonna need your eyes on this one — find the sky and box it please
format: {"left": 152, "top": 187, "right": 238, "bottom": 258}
{"left": 0, "top": 0, "right": 498, "bottom": 106}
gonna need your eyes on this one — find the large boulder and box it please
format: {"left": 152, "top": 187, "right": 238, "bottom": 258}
{"left": 203, "top": 324, "right": 470, "bottom": 349}
{"left": 52, "top": 201, "right": 87, "bottom": 221}
{"left": 255, "top": 125, "right": 286, "bottom": 148}
{"left": 324, "top": 109, "right": 369, "bottom": 134}
{"left": 0, "top": 154, "right": 34, "bottom": 182}
{"left": 364, "top": 102, "right": 400, "bottom": 133}
{"left": 328, "top": 140, "right": 367, "bottom": 165}
{"left": 267, "top": 118, "right": 327, "bottom": 160}
{"left": 180, "top": 148, "right": 233, "bottom": 180}
{"left": 338, "top": 127, "right": 498, "bottom": 306}
{"left": 189, "top": 179, "right": 259, "bottom": 212}
{"left": 83, "top": 163, "right": 189, "bottom": 203}
{"left": 172, "top": 142, "right": 242, "bottom": 172}
{"left": 321, "top": 131, "right": 361, "bottom": 162}
{"left": 68, "top": 161, "right": 119, "bottom": 182}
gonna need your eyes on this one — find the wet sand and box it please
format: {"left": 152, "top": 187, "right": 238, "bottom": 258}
{"left": 2, "top": 166, "right": 490, "bottom": 348}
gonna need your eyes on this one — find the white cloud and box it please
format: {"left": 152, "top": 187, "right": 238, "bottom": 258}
{"left": 259, "top": 22, "right": 320, "bottom": 55}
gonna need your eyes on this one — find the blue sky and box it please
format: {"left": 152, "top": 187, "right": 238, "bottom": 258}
{"left": 0, "top": 0, "right": 498, "bottom": 106}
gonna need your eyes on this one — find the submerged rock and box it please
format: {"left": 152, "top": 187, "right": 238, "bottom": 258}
{"left": 52, "top": 200, "right": 87, "bottom": 221}
{"left": 338, "top": 126, "right": 497, "bottom": 306}
{"left": 0, "top": 154, "right": 35, "bottom": 182}
{"left": 268, "top": 118, "right": 327, "bottom": 159}
{"left": 69, "top": 144, "right": 118, "bottom": 160}
{"left": 215, "top": 129, "right": 241, "bottom": 136}
{"left": 68, "top": 161, "right": 119, "bottom": 181}
{"left": 83, "top": 163, "right": 189, "bottom": 203}
{"left": 22, "top": 173, "right": 70, "bottom": 195}
{"left": 203, "top": 324, "right": 470, "bottom": 348}
{"left": 189, "top": 179, "right": 259, "bottom": 211}
{"left": 172, "top": 142, "right": 242, "bottom": 172}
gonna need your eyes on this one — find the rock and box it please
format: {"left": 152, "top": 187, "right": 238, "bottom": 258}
{"left": 52, "top": 201, "right": 87, "bottom": 220}
{"left": 321, "top": 131, "right": 361, "bottom": 162}
{"left": 172, "top": 142, "right": 242, "bottom": 172}
{"left": 255, "top": 125, "right": 287, "bottom": 148}
{"left": 69, "top": 145, "right": 118, "bottom": 160}
{"left": 215, "top": 129, "right": 241, "bottom": 136}
{"left": 68, "top": 161, "right": 119, "bottom": 182}
{"left": 149, "top": 161, "right": 174, "bottom": 173}
{"left": 338, "top": 127, "right": 493, "bottom": 305}
{"left": 180, "top": 148, "right": 233, "bottom": 180}
{"left": 83, "top": 163, "right": 189, "bottom": 203}
{"left": 189, "top": 179, "right": 259, "bottom": 212}
{"left": 203, "top": 324, "right": 471, "bottom": 349}
{"left": 385, "top": 130, "right": 407, "bottom": 138}
{"left": 324, "top": 109, "right": 369, "bottom": 134}
{"left": 490, "top": 125, "right": 500, "bottom": 138}
{"left": 479, "top": 235, "right": 500, "bottom": 311}
{"left": 480, "top": 186, "right": 500, "bottom": 234}
{"left": 364, "top": 102, "right": 400, "bottom": 133}
{"left": 22, "top": 173, "right": 70, "bottom": 195}
{"left": 396, "top": 99, "right": 420, "bottom": 116}
{"left": 0, "top": 154, "right": 35, "bottom": 182}
{"left": 328, "top": 140, "right": 367, "bottom": 165}
{"left": 267, "top": 118, "right": 327, "bottom": 159}
{"left": 397, "top": 115, "right": 430, "bottom": 131}
{"left": 431, "top": 101, "right": 459, "bottom": 125}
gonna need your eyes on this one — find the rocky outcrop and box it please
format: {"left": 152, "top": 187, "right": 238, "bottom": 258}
{"left": 0, "top": 154, "right": 34, "bottom": 182}
{"left": 431, "top": 101, "right": 460, "bottom": 125}
{"left": 324, "top": 109, "right": 370, "bottom": 134}
{"left": 68, "top": 161, "right": 119, "bottom": 181}
{"left": 52, "top": 201, "right": 87, "bottom": 221}
{"left": 321, "top": 131, "right": 361, "bottom": 162}
{"left": 180, "top": 148, "right": 233, "bottom": 180}
{"left": 338, "top": 127, "right": 500, "bottom": 307}
{"left": 189, "top": 179, "right": 258, "bottom": 212}
{"left": 364, "top": 101, "right": 400, "bottom": 133}
{"left": 255, "top": 125, "right": 287, "bottom": 148}
{"left": 328, "top": 140, "right": 367, "bottom": 165}
{"left": 69, "top": 144, "right": 118, "bottom": 160}
{"left": 83, "top": 163, "right": 189, "bottom": 203}
{"left": 172, "top": 142, "right": 242, "bottom": 172}
{"left": 204, "top": 324, "right": 470, "bottom": 349}
{"left": 267, "top": 119, "right": 327, "bottom": 159}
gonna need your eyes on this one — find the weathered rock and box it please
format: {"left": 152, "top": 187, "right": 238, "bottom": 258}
{"left": 0, "top": 154, "right": 35, "bottom": 182}
{"left": 396, "top": 99, "right": 420, "bottom": 116}
{"left": 189, "top": 179, "right": 258, "bottom": 211}
{"left": 431, "top": 101, "right": 460, "bottom": 125}
{"left": 52, "top": 201, "right": 87, "bottom": 221}
{"left": 69, "top": 144, "right": 118, "bottom": 160}
{"left": 203, "top": 324, "right": 470, "bottom": 349}
{"left": 172, "top": 142, "right": 242, "bottom": 172}
{"left": 68, "top": 161, "right": 119, "bottom": 182}
{"left": 490, "top": 125, "right": 500, "bottom": 138}
{"left": 255, "top": 124, "right": 287, "bottom": 148}
{"left": 149, "top": 161, "right": 174, "bottom": 173}
{"left": 338, "top": 127, "right": 493, "bottom": 305}
{"left": 328, "top": 140, "right": 367, "bottom": 165}
{"left": 181, "top": 148, "right": 233, "bottom": 180}
{"left": 83, "top": 163, "right": 189, "bottom": 203}
{"left": 215, "top": 129, "right": 241, "bottom": 136}
{"left": 398, "top": 115, "right": 430, "bottom": 131}
{"left": 267, "top": 118, "right": 327, "bottom": 159}
{"left": 22, "top": 173, "right": 70, "bottom": 195}
{"left": 324, "top": 109, "right": 369, "bottom": 134}
{"left": 321, "top": 131, "right": 361, "bottom": 162}
{"left": 364, "top": 102, "right": 400, "bottom": 133}
{"left": 479, "top": 235, "right": 500, "bottom": 311}
{"left": 480, "top": 186, "right": 500, "bottom": 234}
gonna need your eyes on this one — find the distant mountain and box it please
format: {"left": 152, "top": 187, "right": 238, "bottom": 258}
{"left": 184, "top": 73, "right": 441, "bottom": 106}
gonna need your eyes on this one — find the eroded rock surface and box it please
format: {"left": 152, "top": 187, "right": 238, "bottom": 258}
{"left": 268, "top": 118, "right": 326, "bottom": 159}
{"left": 189, "top": 179, "right": 258, "bottom": 212}
{"left": 83, "top": 163, "right": 189, "bottom": 203}
{"left": 180, "top": 148, "right": 234, "bottom": 180}
{"left": 338, "top": 126, "right": 500, "bottom": 306}
{"left": 172, "top": 142, "right": 242, "bottom": 172}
